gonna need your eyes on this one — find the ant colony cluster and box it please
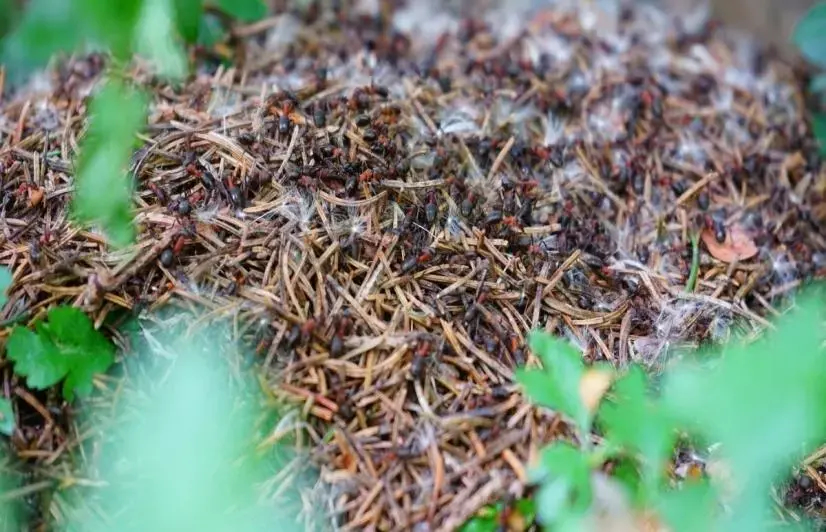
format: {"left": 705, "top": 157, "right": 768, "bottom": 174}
{"left": 8, "top": 0, "right": 822, "bottom": 529}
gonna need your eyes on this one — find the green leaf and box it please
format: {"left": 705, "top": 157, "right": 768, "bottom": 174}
{"left": 793, "top": 3, "right": 826, "bottom": 68}
{"left": 0, "top": 267, "right": 11, "bottom": 308}
{"left": 664, "top": 287, "right": 826, "bottom": 526}
{"left": 136, "top": 0, "right": 188, "bottom": 80}
{"left": 656, "top": 481, "right": 717, "bottom": 532}
{"left": 173, "top": 0, "right": 204, "bottom": 43}
{"left": 0, "top": 451, "right": 21, "bottom": 531}
{"left": 611, "top": 457, "right": 644, "bottom": 506}
{"left": 197, "top": 12, "right": 227, "bottom": 47}
{"left": 536, "top": 479, "right": 572, "bottom": 525}
{"left": 812, "top": 113, "right": 826, "bottom": 156}
{"left": 599, "top": 366, "right": 676, "bottom": 491}
{"left": 76, "top": 0, "right": 144, "bottom": 59}
{"left": 6, "top": 306, "right": 115, "bottom": 401}
{"left": 459, "top": 499, "right": 535, "bottom": 532}
{"left": 810, "top": 74, "right": 826, "bottom": 94}
{"left": 71, "top": 321, "right": 288, "bottom": 531}
{"left": 0, "top": 0, "right": 84, "bottom": 83}
{"left": 73, "top": 80, "right": 147, "bottom": 248}
{"left": 0, "top": 0, "right": 21, "bottom": 40}
{"left": 518, "top": 331, "right": 589, "bottom": 434}
{"left": 514, "top": 498, "right": 536, "bottom": 525}
{"left": 459, "top": 506, "right": 499, "bottom": 532}
{"left": 7, "top": 326, "right": 70, "bottom": 389}
{"left": 531, "top": 441, "right": 592, "bottom": 525}
{"left": 0, "top": 398, "right": 14, "bottom": 436}
{"left": 215, "top": 0, "right": 265, "bottom": 22}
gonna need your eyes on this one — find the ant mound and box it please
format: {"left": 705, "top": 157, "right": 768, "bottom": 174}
{"left": 1, "top": 1, "right": 824, "bottom": 529}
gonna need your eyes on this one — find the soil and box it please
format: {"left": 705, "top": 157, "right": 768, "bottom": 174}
{"left": 0, "top": 1, "right": 825, "bottom": 530}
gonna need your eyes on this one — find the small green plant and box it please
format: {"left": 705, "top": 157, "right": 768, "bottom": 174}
{"left": 461, "top": 498, "right": 536, "bottom": 532}
{"left": 6, "top": 306, "right": 115, "bottom": 401}
{"left": 62, "top": 319, "right": 315, "bottom": 531}
{"left": 516, "top": 286, "right": 826, "bottom": 531}
{"left": 0, "top": 267, "right": 14, "bottom": 435}
{"left": 794, "top": 2, "right": 826, "bottom": 154}
{"left": 0, "top": 454, "right": 21, "bottom": 532}
{"left": 0, "top": 399, "right": 13, "bottom": 437}
{"left": 0, "top": 0, "right": 266, "bottom": 247}
{"left": 0, "top": 267, "right": 11, "bottom": 309}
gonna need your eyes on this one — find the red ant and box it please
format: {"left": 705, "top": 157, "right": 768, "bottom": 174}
{"left": 502, "top": 215, "right": 522, "bottom": 231}
{"left": 300, "top": 318, "right": 318, "bottom": 344}
{"left": 410, "top": 339, "right": 433, "bottom": 379}
{"left": 357, "top": 169, "right": 376, "bottom": 183}
{"left": 148, "top": 182, "right": 168, "bottom": 204}
{"left": 425, "top": 190, "right": 438, "bottom": 223}
{"left": 329, "top": 311, "right": 352, "bottom": 357}
{"left": 400, "top": 247, "right": 435, "bottom": 274}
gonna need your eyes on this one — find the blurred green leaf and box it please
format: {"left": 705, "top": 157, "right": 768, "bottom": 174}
{"left": 0, "top": 0, "right": 83, "bottom": 82}
{"left": 812, "top": 113, "right": 826, "bottom": 156}
{"left": 459, "top": 505, "right": 499, "bottom": 532}
{"left": 73, "top": 79, "right": 147, "bottom": 247}
{"left": 198, "top": 12, "right": 227, "bottom": 47}
{"left": 136, "top": 0, "right": 187, "bottom": 80}
{"left": 794, "top": 3, "right": 826, "bottom": 68}
{"left": 664, "top": 288, "right": 826, "bottom": 529}
{"left": 611, "top": 457, "right": 644, "bottom": 506}
{"left": 77, "top": 0, "right": 143, "bottom": 59}
{"left": 517, "top": 331, "right": 589, "bottom": 434}
{"left": 0, "top": 398, "right": 14, "bottom": 436}
{"left": 0, "top": 456, "right": 20, "bottom": 532}
{"left": 0, "top": 267, "right": 11, "bottom": 308}
{"left": 7, "top": 306, "right": 114, "bottom": 401}
{"left": 599, "top": 366, "right": 676, "bottom": 492}
{"left": 0, "top": 0, "right": 21, "bottom": 40}
{"left": 173, "top": 0, "right": 204, "bottom": 43}
{"left": 514, "top": 498, "right": 536, "bottom": 524}
{"left": 70, "top": 321, "right": 305, "bottom": 531}
{"left": 531, "top": 442, "right": 592, "bottom": 526}
{"left": 810, "top": 74, "right": 826, "bottom": 94}
{"left": 657, "top": 481, "right": 717, "bottom": 532}
{"left": 459, "top": 499, "right": 536, "bottom": 532}
{"left": 215, "top": 0, "right": 265, "bottom": 22}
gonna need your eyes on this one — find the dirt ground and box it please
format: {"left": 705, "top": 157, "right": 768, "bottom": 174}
{"left": 1, "top": 1, "right": 825, "bottom": 530}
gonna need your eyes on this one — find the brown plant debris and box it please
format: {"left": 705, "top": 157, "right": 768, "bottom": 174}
{"left": 1, "top": 1, "right": 825, "bottom": 530}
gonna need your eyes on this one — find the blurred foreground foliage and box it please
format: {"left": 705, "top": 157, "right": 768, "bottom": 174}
{"left": 0, "top": 311, "right": 319, "bottom": 530}
{"left": 475, "top": 284, "right": 826, "bottom": 531}
{"left": 0, "top": 0, "right": 265, "bottom": 247}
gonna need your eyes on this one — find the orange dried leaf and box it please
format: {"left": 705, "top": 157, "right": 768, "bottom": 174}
{"left": 701, "top": 224, "right": 758, "bottom": 263}
{"left": 27, "top": 186, "right": 44, "bottom": 208}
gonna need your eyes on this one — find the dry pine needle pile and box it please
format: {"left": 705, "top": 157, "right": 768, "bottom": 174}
{"left": 1, "top": 1, "right": 825, "bottom": 530}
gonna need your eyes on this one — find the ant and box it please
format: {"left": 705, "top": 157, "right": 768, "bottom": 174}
{"left": 147, "top": 182, "right": 168, "bottom": 205}
{"left": 410, "top": 338, "right": 437, "bottom": 380}
{"left": 159, "top": 227, "right": 191, "bottom": 268}
{"left": 425, "top": 190, "right": 438, "bottom": 223}
{"left": 225, "top": 176, "right": 245, "bottom": 209}
{"left": 269, "top": 92, "right": 299, "bottom": 136}
{"left": 400, "top": 247, "right": 435, "bottom": 274}
{"left": 285, "top": 317, "right": 320, "bottom": 349}
{"left": 184, "top": 157, "right": 218, "bottom": 192}
{"left": 329, "top": 311, "right": 352, "bottom": 357}
{"left": 704, "top": 212, "right": 727, "bottom": 243}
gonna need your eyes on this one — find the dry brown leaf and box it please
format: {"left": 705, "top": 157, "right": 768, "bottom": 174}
{"left": 27, "top": 186, "right": 44, "bottom": 208}
{"left": 580, "top": 368, "right": 614, "bottom": 413}
{"left": 701, "top": 223, "right": 758, "bottom": 263}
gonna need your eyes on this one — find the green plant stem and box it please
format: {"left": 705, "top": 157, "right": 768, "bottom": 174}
{"left": 685, "top": 232, "right": 700, "bottom": 293}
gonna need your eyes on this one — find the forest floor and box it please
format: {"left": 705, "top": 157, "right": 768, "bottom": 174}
{"left": 0, "top": 1, "right": 825, "bottom": 530}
